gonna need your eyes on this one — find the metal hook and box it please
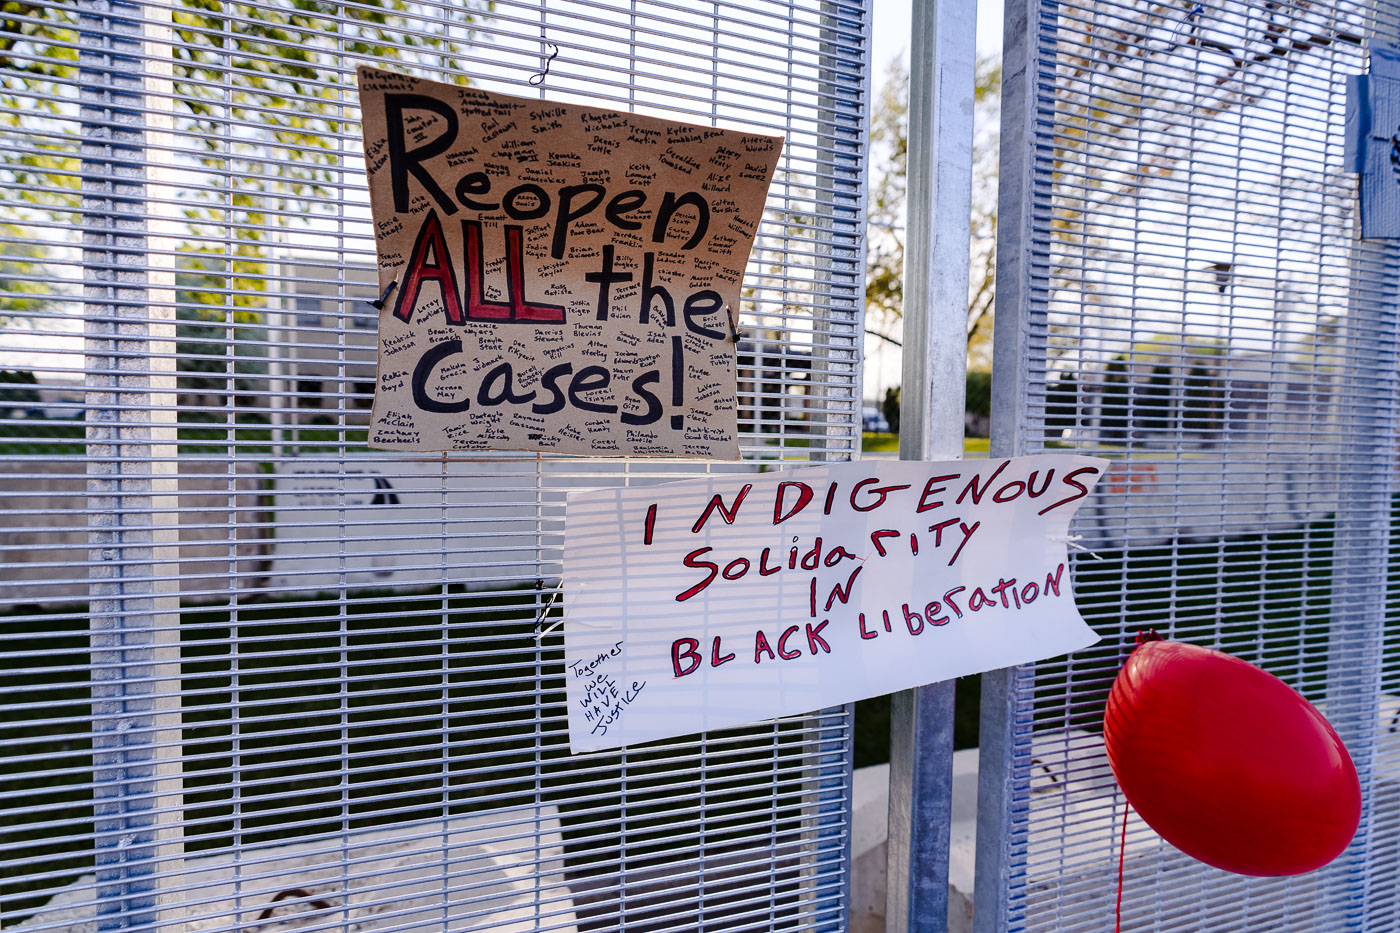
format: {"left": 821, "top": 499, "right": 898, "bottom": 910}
{"left": 529, "top": 43, "right": 560, "bottom": 86}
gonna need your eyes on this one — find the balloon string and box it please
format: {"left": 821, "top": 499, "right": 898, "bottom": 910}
{"left": 1115, "top": 794, "right": 1130, "bottom": 933}
{"left": 1116, "top": 629, "right": 1153, "bottom": 930}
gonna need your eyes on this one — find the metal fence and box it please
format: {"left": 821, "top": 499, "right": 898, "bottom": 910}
{"left": 979, "top": 0, "right": 1400, "bottom": 930}
{"left": 0, "top": 1, "right": 870, "bottom": 931}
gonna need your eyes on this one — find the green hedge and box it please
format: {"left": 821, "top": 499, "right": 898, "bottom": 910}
{"left": 965, "top": 370, "right": 992, "bottom": 420}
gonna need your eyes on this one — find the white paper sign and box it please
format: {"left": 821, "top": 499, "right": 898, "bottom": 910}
{"left": 563, "top": 456, "right": 1108, "bottom": 753}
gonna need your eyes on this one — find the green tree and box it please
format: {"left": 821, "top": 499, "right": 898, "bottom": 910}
{"left": 0, "top": 224, "right": 59, "bottom": 321}
{"left": 865, "top": 59, "right": 908, "bottom": 331}
{"left": 881, "top": 385, "right": 900, "bottom": 435}
{"left": 966, "top": 56, "right": 1000, "bottom": 370}
{"left": 0, "top": 368, "right": 39, "bottom": 410}
{"left": 1041, "top": 0, "right": 1359, "bottom": 371}
{"left": 1044, "top": 371, "right": 1078, "bottom": 439}
{"left": 963, "top": 369, "right": 992, "bottom": 431}
{"left": 864, "top": 55, "right": 1002, "bottom": 368}
{"left": 0, "top": 0, "right": 489, "bottom": 403}
{"left": 0, "top": 3, "right": 81, "bottom": 326}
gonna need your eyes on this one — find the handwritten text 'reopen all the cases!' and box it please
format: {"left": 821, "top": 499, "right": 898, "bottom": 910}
{"left": 357, "top": 67, "right": 782, "bottom": 458}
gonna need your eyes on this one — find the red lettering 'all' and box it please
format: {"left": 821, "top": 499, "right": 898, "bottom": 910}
{"left": 463, "top": 220, "right": 566, "bottom": 323}
{"left": 392, "top": 210, "right": 464, "bottom": 325}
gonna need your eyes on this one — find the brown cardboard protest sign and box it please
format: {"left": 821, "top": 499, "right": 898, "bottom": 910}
{"left": 356, "top": 67, "right": 783, "bottom": 458}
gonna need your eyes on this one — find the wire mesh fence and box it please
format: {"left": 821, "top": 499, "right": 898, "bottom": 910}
{"left": 0, "top": 1, "right": 870, "bottom": 931}
{"left": 983, "top": 0, "right": 1400, "bottom": 929}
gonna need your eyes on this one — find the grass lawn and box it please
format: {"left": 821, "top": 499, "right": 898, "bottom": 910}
{"left": 861, "top": 431, "right": 898, "bottom": 453}
{"left": 861, "top": 433, "right": 990, "bottom": 455}
{"left": 2, "top": 425, "right": 1006, "bottom": 459}
{"left": 1, "top": 587, "right": 848, "bottom": 922}
{"left": 0, "top": 415, "right": 363, "bottom": 457}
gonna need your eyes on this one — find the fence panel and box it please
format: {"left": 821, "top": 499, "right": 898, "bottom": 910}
{"left": 980, "top": 0, "right": 1400, "bottom": 930}
{"left": 0, "top": 2, "right": 871, "bottom": 930}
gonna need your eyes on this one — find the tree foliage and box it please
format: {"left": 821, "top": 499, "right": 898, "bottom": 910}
{"left": 966, "top": 57, "right": 1000, "bottom": 369}
{"left": 881, "top": 385, "right": 900, "bottom": 435}
{"left": 865, "top": 59, "right": 907, "bottom": 327}
{"left": 865, "top": 55, "right": 1002, "bottom": 369}
{"left": 0, "top": 367, "right": 39, "bottom": 409}
{"left": 0, "top": 2, "right": 80, "bottom": 325}
{"left": 1042, "top": 0, "right": 1360, "bottom": 366}
{"left": 0, "top": 0, "right": 487, "bottom": 400}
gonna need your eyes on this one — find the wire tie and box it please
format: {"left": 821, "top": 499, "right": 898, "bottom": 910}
{"left": 726, "top": 306, "right": 742, "bottom": 343}
{"left": 534, "top": 583, "right": 560, "bottom": 632}
{"left": 535, "top": 583, "right": 624, "bottom": 641}
{"left": 538, "top": 616, "right": 625, "bottom": 641}
{"left": 529, "top": 43, "right": 559, "bottom": 86}
{"left": 1165, "top": 2, "right": 1206, "bottom": 49}
{"left": 541, "top": 615, "right": 617, "bottom": 639}
{"left": 367, "top": 278, "right": 398, "bottom": 311}
{"left": 1049, "top": 533, "right": 1104, "bottom": 560}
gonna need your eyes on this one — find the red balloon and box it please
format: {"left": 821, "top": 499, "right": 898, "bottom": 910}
{"left": 1104, "top": 639, "right": 1360, "bottom": 876}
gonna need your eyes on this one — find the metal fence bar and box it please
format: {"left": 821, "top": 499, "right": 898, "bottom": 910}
{"left": 972, "top": 0, "right": 1049, "bottom": 929}
{"left": 79, "top": 2, "right": 183, "bottom": 930}
{"left": 1327, "top": 186, "right": 1400, "bottom": 931}
{"left": 885, "top": 0, "right": 977, "bottom": 930}
{"left": 810, "top": 1, "right": 868, "bottom": 928}
{"left": 1330, "top": 31, "right": 1400, "bottom": 933}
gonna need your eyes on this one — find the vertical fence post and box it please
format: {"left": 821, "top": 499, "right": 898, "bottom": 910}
{"left": 973, "top": 0, "right": 1048, "bottom": 927}
{"left": 885, "top": 0, "right": 976, "bottom": 929}
{"left": 812, "top": 2, "right": 870, "bottom": 927}
{"left": 80, "top": 1, "right": 182, "bottom": 928}
{"left": 1327, "top": 24, "right": 1400, "bottom": 933}
{"left": 1328, "top": 166, "right": 1400, "bottom": 933}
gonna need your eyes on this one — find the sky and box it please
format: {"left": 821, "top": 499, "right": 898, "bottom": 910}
{"left": 863, "top": 0, "right": 1005, "bottom": 403}
{"left": 871, "top": 0, "right": 1006, "bottom": 77}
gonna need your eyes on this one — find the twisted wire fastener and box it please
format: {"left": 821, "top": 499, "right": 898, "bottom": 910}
{"left": 1048, "top": 533, "right": 1104, "bottom": 561}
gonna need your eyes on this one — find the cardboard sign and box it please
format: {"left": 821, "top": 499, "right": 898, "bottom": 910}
{"left": 356, "top": 67, "right": 783, "bottom": 458}
{"left": 562, "top": 456, "right": 1108, "bottom": 753}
